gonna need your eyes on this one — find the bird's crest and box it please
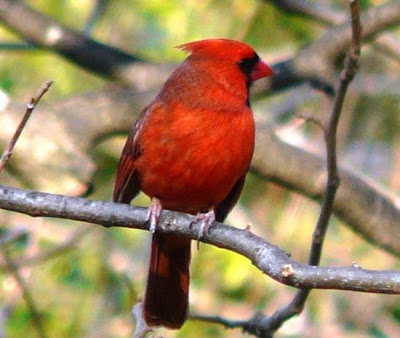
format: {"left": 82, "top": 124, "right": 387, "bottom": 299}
{"left": 177, "top": 38, "right": 257, "bottom": 61}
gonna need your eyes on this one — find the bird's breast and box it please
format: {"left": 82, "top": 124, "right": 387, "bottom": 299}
{"left": 135, "top": 103, "right": 255, "bottom": 214}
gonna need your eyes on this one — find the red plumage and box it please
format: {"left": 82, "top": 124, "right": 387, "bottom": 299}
{"left": 113, "top": 38, "right": 273, "bottom": 329}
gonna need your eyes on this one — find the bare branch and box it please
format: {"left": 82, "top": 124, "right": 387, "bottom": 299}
{"left": 0, "top": 184, "right": 399, "bottom": 295}
{"left": 0, "top": 81, "right": 53, "bottom": 172}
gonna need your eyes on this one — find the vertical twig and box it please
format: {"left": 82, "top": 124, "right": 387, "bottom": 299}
{"left": 0, "top": 80, "right": 53, "bottom": 172}
{"left": 308, "top": 0, "right": 361, "bottom": 266}
{"left": 261, "top": 0, "right": 362, "bottom": 333}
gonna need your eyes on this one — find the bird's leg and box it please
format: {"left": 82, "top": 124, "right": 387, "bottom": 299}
{"left": 146, "top": 197, "right": 163, "bottom": 233}
{"left": 190, "top": 210, "right": 216, "bottom": 249}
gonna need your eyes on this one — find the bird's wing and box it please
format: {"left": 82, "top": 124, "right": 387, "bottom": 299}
{"left": 113, "top": 108, "right": 149, "bottom": 204}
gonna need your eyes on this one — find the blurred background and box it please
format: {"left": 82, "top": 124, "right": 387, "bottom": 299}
{"left": 0, "top": 0, "right": 400, "bottom": 337}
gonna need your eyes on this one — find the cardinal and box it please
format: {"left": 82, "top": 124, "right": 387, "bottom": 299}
{"left": 113, "top": 38, "right": 273, "bottom": 329}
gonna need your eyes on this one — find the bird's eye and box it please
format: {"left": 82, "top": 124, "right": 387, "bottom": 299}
{"left": 237, "top": 54, "right": 260, "bottom": 76}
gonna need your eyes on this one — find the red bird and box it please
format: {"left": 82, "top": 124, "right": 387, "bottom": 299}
{"left": 113, "top": 39, "right": 273, "bottom": 329}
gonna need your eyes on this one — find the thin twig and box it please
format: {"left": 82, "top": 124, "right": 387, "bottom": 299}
{"left": 0, "top": 80, "right": 53, "bottom": 172}
{"left": 0, "top": 247, "right": 47, "bottom": 338}
{"left": 310, "top": 0, "right": 361, "bottom": 266}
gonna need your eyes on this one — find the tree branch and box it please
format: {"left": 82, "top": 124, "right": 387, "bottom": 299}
{"left": 0, "top": 184, "right": 399, "bottom": 295}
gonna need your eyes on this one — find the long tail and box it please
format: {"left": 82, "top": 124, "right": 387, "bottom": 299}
{"left": 143, "top": 233, "right": 191, "bottom": 329}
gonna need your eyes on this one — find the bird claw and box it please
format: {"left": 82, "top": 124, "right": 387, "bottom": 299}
{"left": 190, "top": 210, "right": 215, "bottom": 249}
{"left": 146, "top": 197, "right": 163, "bottom": 233}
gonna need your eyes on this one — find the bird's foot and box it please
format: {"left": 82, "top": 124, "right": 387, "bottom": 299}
{"left": 146, "top": 197, "right": 163, "bottom": 233}
{"left": 190, "top": 210, "right": 216, "bottom": 249}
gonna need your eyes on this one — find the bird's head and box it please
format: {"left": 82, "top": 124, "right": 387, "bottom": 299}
{"left": 177, "top": 38, "right": 273, "bottom": 86}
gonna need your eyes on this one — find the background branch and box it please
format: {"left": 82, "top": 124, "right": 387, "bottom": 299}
{"left": 1, "top": 0, "right": 400, "bottom": 94}
{"left": 0, "top": 0, "right": 172, "bottom": 89}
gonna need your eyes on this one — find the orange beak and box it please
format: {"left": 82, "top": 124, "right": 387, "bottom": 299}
{"left": 251, "top": 59, "right": 274, "bottom": 82}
